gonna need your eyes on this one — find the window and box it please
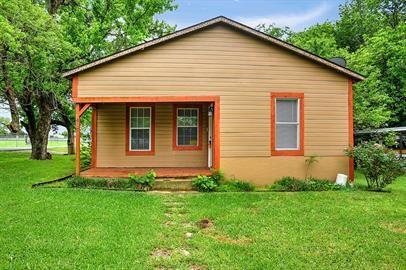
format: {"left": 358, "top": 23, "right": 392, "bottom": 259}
{"left": 126, "top": 105, "right": 155, "bottom": 155}
{"left": 276, "top": 99, "right": 299, "bottom": 149}
{"left": 173, "top": 105, "right": 202, "bottom": 150}
{"left": 271, "top": 93, "right": 304, "bottom": 156}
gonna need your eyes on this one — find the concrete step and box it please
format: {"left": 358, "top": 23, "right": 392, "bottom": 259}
{"left": 154, "top": 178, "right": 194, "bottom": 191}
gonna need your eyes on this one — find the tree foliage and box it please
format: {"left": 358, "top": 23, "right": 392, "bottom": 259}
{"left": 0, "top": 0, "right": 75, "bottom": 159}
{"left": 256, "top": 23, "right": 293, "bottom": 40}
{"left": 288, "top": 22, "right": 349, "bottom": 59}
{"left": 0, "top": 0, "right": 176, "bottom": 159}
{"left": 257, "top": 0, "right": 405, "bottom": 129}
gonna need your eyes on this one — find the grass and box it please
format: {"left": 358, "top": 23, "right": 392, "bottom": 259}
{"left": 0, "top": 152, "right": 405, "bottom": 269}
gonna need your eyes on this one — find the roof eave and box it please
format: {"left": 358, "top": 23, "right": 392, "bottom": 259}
{"left": 62, "top": 16, "right": 365, "bottom": 82}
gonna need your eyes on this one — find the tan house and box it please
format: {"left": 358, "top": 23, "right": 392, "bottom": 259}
{"left": 63, "top": 16, "right": 364, "bottom": 186}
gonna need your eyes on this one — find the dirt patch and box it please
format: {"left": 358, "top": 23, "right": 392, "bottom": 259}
{"left": 196, "top": 218, "right": 213, "bottom": 229}
{"left": 151, "top": 248, "right": 172, "bottom": 259}
{"left": 380, "top": 222, "right": 406, "bottom": 234}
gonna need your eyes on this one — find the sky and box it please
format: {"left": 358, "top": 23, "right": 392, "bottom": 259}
{"left": 1, "top": 0, "right": 347, "bottom": 130}
{"left": 159, "top": 0, "right": 347, "bottom": 31}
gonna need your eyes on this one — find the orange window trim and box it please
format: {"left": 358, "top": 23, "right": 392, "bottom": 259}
{"left": 173, "top": 104, "right": 203, "bottom": 151}
{"left": 271, "top": 92, "right": 305, "bottom": 156}
{"left": 125, "top": 103, "right": 156, "bottom": 156}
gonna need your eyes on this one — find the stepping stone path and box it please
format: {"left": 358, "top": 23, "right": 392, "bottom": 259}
{"left": 150, "top": 195, "right": 203, "bottom": 269}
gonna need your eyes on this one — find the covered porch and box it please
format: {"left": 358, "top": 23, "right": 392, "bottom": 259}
{"left": 75, "top": 96, "right": 220, "bottom": 178}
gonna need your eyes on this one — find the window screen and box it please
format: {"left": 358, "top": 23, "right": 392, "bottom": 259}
{"left": 177, "top": 108, "right": 199, "bottom": 146}
{"left": 130, "top": 107, "right": 151, "bottom": 151}
{"left": 275, "top": 99, "right": 299, "bottom": 149}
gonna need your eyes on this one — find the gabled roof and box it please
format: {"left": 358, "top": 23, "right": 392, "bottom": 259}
{"left": 62, "top": 16, "right": 365, "bottom": 81}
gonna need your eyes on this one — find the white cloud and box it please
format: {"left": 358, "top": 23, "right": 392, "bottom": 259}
{"left": 238, "top": 2, "right": 332, "bottom": 30}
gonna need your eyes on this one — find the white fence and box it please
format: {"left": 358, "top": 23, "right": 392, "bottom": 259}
{"left": 0, "top": 135, "right": 67, "bottom": 149}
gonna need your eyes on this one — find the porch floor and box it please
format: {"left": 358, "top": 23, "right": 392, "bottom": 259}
{"left": 80, "top": 167, "right": 211, "bottom": 179}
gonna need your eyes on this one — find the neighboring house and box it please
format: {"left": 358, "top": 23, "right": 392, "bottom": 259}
{"left": 63, "top": 16, "right": 364, "bottom": 185}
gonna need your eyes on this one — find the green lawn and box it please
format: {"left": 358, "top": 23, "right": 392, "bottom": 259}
{"left": 0, "top": 152, "right": 405, "bottom": 269}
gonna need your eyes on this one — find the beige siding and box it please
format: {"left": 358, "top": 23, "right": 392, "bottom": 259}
{"left": 78, "top": 24, "right": 350, "bottom": 179}
{"left": 96, "top": 103, "right": 208, "bottom": 168}
{"left": 222, "top": 157, "right": 349, "bottom": 185}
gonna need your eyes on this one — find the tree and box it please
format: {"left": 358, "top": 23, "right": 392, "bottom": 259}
{"left": 348, "top": 24, "right": 406, "bottom": 128}
{"left": 0, "top": 0, "right": 177, "bottom": 159}
{"left": 37, "top": 0, "right": 177, "bottom": 155}
{"left": 288, "top": 22, "right": 349, "bottom": 59}
{"left": 256, "top": 23, "right": 293, "bottom": 40}
{"left": 0, "top": 0, "right": 74, "bottom": 159}
{"left": 336, "top": 0, "right": 405, "bottom": 52}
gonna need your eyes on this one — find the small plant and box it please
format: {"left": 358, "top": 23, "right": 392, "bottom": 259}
{"left": 210, "top": 169, "right": 225, "bottom": 184}
{"left": 346, "top": 142, "right": 405, "bottom": 191}
{"left": 192, "top": 175, "right": 218, "bottom": 192}
{"left": 306, "top": 177, "right": 343, "bottom": 191}
{"left": 268, "top": 176, "right": 343, "bottom": 192}
{"left": 305, "top": 155, "right": 319, "bottom": 179}
{"left": 216, "top": 179, "right": 255, "bottom": 192}
{"left": 129, "top": 170, "right": 156, "bottom": 191}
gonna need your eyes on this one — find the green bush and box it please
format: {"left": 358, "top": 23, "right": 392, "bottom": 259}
{"left": 216, "top": 180, "right": 255, "bottom": 192}
{"left": 268, "top": 177, "right": 306, "bottom": 191}
{"left": 67, "top": 170, "right": 157, "bottom": 191}
{"left": 268, "top": 176, "right": 342, "bottom": 192}
{"left": 67, "top": 177, "right": 133, "bottom": 189}
{"left": 192, "top": 175, "right": 218, "bottom": 192}
{"left": 306, "top": 178, "right": 343, "bottom": 191}
{"left": 210, "top": 169, "right": 225, "bottom": 184}
{"left": 80, "top": 142, "right": 91, "bottom": 169}
{"left": 129, "top": 170, "right": 156, "bottom": 191}
{"left": 346, "top": 142, "right": 405, "bottom": 191}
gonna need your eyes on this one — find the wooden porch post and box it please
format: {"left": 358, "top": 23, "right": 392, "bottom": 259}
{"left": 75, "top": 104, "right": 81, "bottom": 175}
{"left": 91, "top": 105, "right": 97, "bottom": 168}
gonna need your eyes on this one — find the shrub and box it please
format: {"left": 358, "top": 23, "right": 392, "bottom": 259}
{"left": 192, "top": 175, "right": 218, "bottom": 192}
{"left": 346, "top": 142, "right": 405, "bottom": 191}
{"left": 268, "top": 176, "right": 342, "bottom": 192}
{"left": 129, "top": 170, "right": 156, "bottom": 191}
{"left": 268, "top": 177, "right": 307, "bottom": 191}
{"left": 210, "top": 169, "right": 225, "bottom": 184}
{"left": 306, "top": 177, "right": 343, "bottom": 191}
{"left": 216, "top": 180, "right": 255, "bottom": 192}
{"left": 80, "top": 142, "right": 91, "bottom": 169}
{"left": 67, "top": 177, "right": 132, "bottom": 189}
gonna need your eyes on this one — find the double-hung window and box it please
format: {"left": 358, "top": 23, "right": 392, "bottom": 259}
{"left": 271, "top": 93, "right": 304, "bottom": 156}
{"left": 127, "top": 106, "right": 155, "bottom": 155}
{"left": 173, "top": 106, "right": 202, "bottom": 150}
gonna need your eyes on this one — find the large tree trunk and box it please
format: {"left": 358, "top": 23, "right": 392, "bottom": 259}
{"left": 21, "top": 91, "right": 53, "bottom": 160}
{"left": 67, "top": 124, "right": 74, "bottom": 155}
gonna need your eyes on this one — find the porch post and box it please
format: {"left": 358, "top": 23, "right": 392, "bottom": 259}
{"left": 91, "top": 105, "right": 97, "bottom": 168}
{"left": 75, "top": 104, "right": 81, "bottom": 175}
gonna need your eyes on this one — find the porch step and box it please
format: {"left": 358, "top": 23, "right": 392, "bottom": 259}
{"left": 154, "top": 178, "right": 194, "bottom": 191}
